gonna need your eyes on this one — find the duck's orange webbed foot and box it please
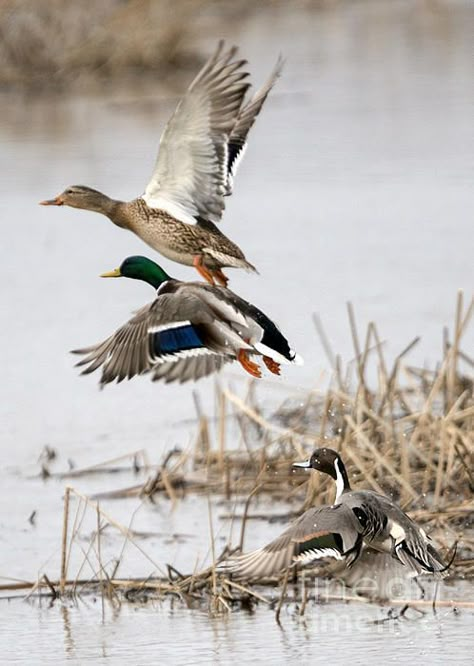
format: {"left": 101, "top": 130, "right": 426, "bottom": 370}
{"left": 193, "top": 255, "right": 215, "bottom": 285}
{"left": 211, "top": 268, "right": 229, "bottom": 287}
{"left": 263, "top": 356, "right": 281, "bottom": 375}
{"left": 238, "top": 349, "right": 262, "bottom": 378}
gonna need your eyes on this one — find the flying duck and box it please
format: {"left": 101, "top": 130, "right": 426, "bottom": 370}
{"left": 41, "top": 42, "right": 282, "bottom": 286}
{"left": 219, "top": 448, "right": 454, "bottom": 580}
{"left": 72, "top": 256, "right": 302, "bottom": 385}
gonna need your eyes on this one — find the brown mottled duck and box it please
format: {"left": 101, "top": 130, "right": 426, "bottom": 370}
{"left": 41, "top": 42, "right": 283, "bottom": 286}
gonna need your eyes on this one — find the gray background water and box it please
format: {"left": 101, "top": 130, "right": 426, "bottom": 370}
{"left": 0, "top": 1, "right": 473, "bottom": 663}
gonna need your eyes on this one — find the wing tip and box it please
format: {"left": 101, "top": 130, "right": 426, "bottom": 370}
{"left": 292, "top": 353, "right": 304, "bottom": 366}
{"left": 272, "top": 54, "right": 285, "bottom": 80}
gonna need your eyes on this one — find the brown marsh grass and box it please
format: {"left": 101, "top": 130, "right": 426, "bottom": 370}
{"left": 0, "top": 0, "right": 279, "bottom": 90}
{"left": 0, "top": 0, "right": 207, "bottom": 90}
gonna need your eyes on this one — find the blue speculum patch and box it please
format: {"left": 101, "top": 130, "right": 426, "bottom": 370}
{"left": 154, "top": 325, "right": 204, "bottom": 355}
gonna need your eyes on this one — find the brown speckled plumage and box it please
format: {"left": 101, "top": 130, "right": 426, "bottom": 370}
{"left": 119, "top": 198, "right": 253, "bottom": 271}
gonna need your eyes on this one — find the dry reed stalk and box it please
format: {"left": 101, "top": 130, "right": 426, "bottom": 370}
{"left": 346, "top": 416, "right": 418, "bottom": 502}
{"left": 96, "top": 503, "right": 106, "bottom": 618}
{"left": 207, "top": 495, "right": 219, "bottom": 613}
{"left": 358, "top": 319, "right": 374, "bottom": 415}
{"left": 238, "top": 483, "right": 264, "bottom": 551}
{"left": 299, "top": 572, "right": 309, "bottom": 617}
{"left": 224, "top": 578, "right": 270, "bottom": 605}
{"left": 42, "top": 574, "right": 58, "bottom": 600}
{"left": 66, "top": 491, "right": 88, "bottom": 589}
{"left": 275, "top": 567, "right": 291, "bottom": 624}
{"left": 454, "top": 441, "right": 474, "bottom": 490}
{"left": 449, "top": 405, "right": 474, "bottom": 423}
{"left": 74, "top": 537, "right": 108, "bottom": 596}
{"left": 60, "top": 486, "right": 71, "bottom": 595}
{"left": 160, "top": 469, "right": 178, "bottom": 508}
{"left": 444, "top": 424, "right": 458, "bottom": 492}
{"left": 69, "top": 487, "right": 164, "bottom": 575}
{"left": 223, "top": 388, "right": 314, "bottom": 457}
{"left": 60, "top": 449, "right": 149, "bottom": 478}
{"left": 318, "top": 390, "right": 331, "bottom": 441}
{"left": 342, "top": 446, "right": 386, "bottom": 496}
{"left": 335, "top": 355, "right": 346, "bottom": 393}
{"left": 447, "top": 291, "right": 464, "bottom": 409}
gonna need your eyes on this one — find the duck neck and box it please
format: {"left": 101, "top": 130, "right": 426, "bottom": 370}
{"left": 70, "top": 190, "right": 118, "bottom": 218}
{"left": 131, "top": 260, "right": 171, "bottom": 290}
{"left": 104, "top": 199, "right": 131, "bottom": 229}
{"left": 334, "top": 457, "right": 351, "bottom": 502}
{"left": 144, "top": 267, "right": 170, "bottom": 291}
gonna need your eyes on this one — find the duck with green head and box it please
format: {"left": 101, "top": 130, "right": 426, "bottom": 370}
{"left": 73, "top": 256, "right": 303, "bottom": 385}
{"left": 41, "top": 42, "right": 283, "bottom": 287}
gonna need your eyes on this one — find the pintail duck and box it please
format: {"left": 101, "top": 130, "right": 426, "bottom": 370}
{"left": 219, "top": 448, "right": 454, "bottom": 580}
{"left": 72, "top": 256, "right": 303, "bottom": 385}
{"left": 41, "top": 42, "right": 282, "bottom": 287}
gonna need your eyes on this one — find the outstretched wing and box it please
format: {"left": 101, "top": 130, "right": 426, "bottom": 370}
{"left": 151, "top": 353, "right": 233, "bottom": 384}
{"left": 71, "top": 292, "right": 230, "bottom": 386}
{"left": 143, "top": 42, "right": 250, "bottom": 224}
{"left": 218, "top": 504, "right": 362, "bottom": 580}
{"left": 225, "top": 56, "right": 283, "bottom": 195}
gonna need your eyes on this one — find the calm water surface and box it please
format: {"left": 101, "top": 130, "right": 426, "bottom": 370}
{"left": 0, "top": 2, "right": 473, "bottom": 663}
{"left": 3, "top": 598, "right": 474, "bottom": 666}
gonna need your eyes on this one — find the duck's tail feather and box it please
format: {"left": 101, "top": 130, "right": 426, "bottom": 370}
{"left": 395, "top": 540, "right": 456, "bottom": 579}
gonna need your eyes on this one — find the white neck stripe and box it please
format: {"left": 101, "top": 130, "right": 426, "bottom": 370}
{"left": 334, "top": 458, "right": 345, "bottom": 503}
{"left": 156, "top": 280, "right": 170, "bottom": 295}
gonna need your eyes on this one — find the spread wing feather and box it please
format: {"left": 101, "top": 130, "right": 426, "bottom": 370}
{"left": 143, "top": 41, "right": 250, "bottom": 223}
{"left": 143, "top": 42, "right": 282, "bottom": 225}
{"left": 218, "top": 504, "right": 362, "bottom": 580}
{"left": 225, "top": 56, "right": 283, "bottom": 195}
{"left": 71, "top": 292, "right": 227, "bottom": 385}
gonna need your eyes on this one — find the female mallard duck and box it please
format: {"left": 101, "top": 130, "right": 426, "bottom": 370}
{"left": 219, "top": 448, "right": 454, "bottom": 580}
{"left": 73, "top": 256, "right": 302, "bottom": 385}
{"left": 41, "top": 42, "right": 282, "bottom": 287}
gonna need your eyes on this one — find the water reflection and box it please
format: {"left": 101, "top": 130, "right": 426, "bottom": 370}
{"left": 60, "top": 604, "right": 75, "bottom": 657}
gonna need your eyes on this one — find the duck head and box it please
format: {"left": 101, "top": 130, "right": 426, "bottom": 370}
{"left": 293, "top": 447, "right": 351, "bottom": 500}
{"left": 292, "top": 447, "right": 341, "bottom": 478}
{"left": 40, "top": 185, "right": 112, "bottom": 214}
{"left": 101, "top": 256, "right": 171, "bottom": 290}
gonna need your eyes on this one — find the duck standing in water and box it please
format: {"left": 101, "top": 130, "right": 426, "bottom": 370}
{"left": 41, "top": 42, "right": 282, "bottom": 287}
{"left": 73, "top": 256, "right": 302, "bottom": 385}
{"left": 219, "top": 448, "right": 454, "bottom": 581}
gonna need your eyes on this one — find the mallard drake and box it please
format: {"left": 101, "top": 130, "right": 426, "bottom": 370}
{"left": 41, "top": 42, "right": 283, "bottom": 287}
{"left": 219, "top": 448, "right": 454, "bottom": 580}
{"left": 72, "top": 256, "right": 302, "bottom": 385}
